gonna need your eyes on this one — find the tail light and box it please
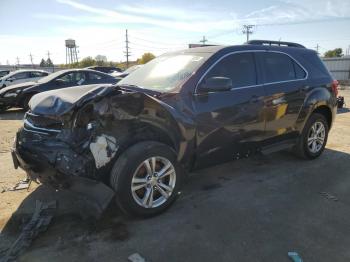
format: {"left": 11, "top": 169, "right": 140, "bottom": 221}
{"left": 332, "top": 80, "right": 339, "bottom": 97}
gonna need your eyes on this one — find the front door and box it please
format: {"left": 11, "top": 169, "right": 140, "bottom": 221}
{"left": 193, "top": 52, "right": 266, "bottom": 168}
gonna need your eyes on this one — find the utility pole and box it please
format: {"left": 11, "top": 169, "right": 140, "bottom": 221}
{"left": 242, "top": 25, "right": 254, "bottom": 42}
{"left": 29, "top": 53, "right": 34, "bottom": 68}
{"left": 6, "top": 60, "right": 9, "bottom": 66}
{"left": 16, "top": 57, "right": 20, "bottom": 65}
{"left": 200, "top": 36, "right": 208, "bottom": 45}
{"left": 315, "top": 44, "right": 320, "bottom": 55}
{"left": 124, "top": 29, "right": 131, "bottom": 68}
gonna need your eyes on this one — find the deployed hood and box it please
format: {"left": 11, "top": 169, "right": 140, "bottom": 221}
{"left": 0, "top": 81, "right": 37, "bottom": 94}
{"left": 29, "top": 84, "right": 117, "bottom": 116}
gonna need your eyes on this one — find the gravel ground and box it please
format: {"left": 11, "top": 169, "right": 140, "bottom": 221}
{"left": 0, "top": 90, "right": 349, "bottom": 262}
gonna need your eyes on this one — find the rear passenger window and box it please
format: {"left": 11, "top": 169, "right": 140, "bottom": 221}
{"left": 293, "top": 62, "right": 306, "bottom": 79}
{"left": 204, "top": 53, "right": 257, "bottom": 88}
{"left": 261, "top": 52, "right": 306, "bottom": 83}
{"left": 89, "top": 72, "right": 103, "bottom": 80}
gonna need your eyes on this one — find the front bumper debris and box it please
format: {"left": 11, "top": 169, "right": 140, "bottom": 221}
{"left": 12, "top": 128, "right": 115, "bottom": 216}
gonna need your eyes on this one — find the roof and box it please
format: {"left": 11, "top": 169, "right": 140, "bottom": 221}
{"left": 5, "top": 69, "right": 49, "bottom": 77}
{"left": 178, "top": 41, "right": 315, "bottom": 56}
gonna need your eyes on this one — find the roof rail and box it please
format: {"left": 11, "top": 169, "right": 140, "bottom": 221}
{"left": 246, "top": 40, "right": 305, "bottom": 48}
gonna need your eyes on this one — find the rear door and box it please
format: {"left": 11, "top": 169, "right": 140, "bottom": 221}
{"left": 257, "top": 51, "right": 307, "bottom": 139}
{"left": 193, "top": 52, "right": 266, "bottom": 168}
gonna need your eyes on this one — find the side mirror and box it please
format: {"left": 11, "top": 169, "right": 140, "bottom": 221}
{"left": 198, "top": 77, "right": 232, "bottom": 93}
{"left": 7, "top": 77, "right": 14, "bottom": 82}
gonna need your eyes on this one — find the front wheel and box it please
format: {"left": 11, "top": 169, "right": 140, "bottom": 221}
{"left": 110, "top": 141, "right": 184, "bottom": 217}
{"left": 294, "top": 113, "right": 329, "bottom": 159}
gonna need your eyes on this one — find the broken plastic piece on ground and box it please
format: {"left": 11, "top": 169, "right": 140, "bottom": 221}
{"left": 1, "top": 179, "right": 32, "bottom": 193}
{"left": 128, "top": 253, "right": 146, "bottom": 262}
{"left": 320, "top": 191, "right": 338, "bottom": 201}
{"left": 66, "top": 176, "right": 115, "bottom": 219}
{"left": 288, "top": 252, "right": 303, "bottom": 262}
{"left": 2, "top": 200, "right": 57, "bottom": 262}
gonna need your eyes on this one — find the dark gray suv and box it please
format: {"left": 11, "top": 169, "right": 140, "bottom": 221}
{"left": 12, "top": 40, "right": 338, "bottom": 217}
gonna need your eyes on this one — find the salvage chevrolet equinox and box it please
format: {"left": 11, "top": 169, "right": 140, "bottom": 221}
{"left": 12, "top": 40, "right": 338, "bottom": 217}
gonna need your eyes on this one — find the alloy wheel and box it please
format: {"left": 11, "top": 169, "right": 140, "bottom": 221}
{"left": 131, "top": 156, "right": 176, "bottom": 208}
{"left": 307, "top": 121, "right": 326, "bottom": 154}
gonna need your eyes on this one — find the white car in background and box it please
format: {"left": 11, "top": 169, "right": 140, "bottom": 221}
{"left": 0, "top": 69, "right": 49, "bottom": 89}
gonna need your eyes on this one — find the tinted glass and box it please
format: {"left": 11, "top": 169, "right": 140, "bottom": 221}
{"left": 89, "top": 72, "right": 103, "bottom": 80}
{"left": 293, "top": 62, "right": 306, "bottom": 78}
{"left": 56, "top": 72, "right": 86, "bottom": 85}
{"left": 30, "top": 72, "right": 46, "bottom": 78}
{"left": 261, "top": 52, "right": 296, "bottom": 82}
{"left": 204, "top": 53, "right": 257, "bottom": 88}
{"left": 12, "top": 72, "right": 29, "bottom": 80}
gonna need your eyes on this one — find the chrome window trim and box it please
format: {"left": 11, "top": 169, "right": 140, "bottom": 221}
{"left": 194, "top": 50, "right": 309, "bottom": 94}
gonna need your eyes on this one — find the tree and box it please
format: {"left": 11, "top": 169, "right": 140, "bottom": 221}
{"left": 39, "top": 58, "right": 46, "bottom": 67}
{"left": 324, "top": 48, "right": 343, "bottom": 58}
{"left": 46, "top": 58, "right": 53, "bottom": 67}
{"left": 95, "top": 55, "right": 107, "bottom": 66}
{"left": 79, "top": 56, "right": 96, "bottom": 67}
{"left": 138, "top": 53, "right": 156, "bottom": 64}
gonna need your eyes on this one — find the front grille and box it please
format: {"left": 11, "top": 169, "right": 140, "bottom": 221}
{"left": 24, "top": 112, "right": 63, "bottom": 133}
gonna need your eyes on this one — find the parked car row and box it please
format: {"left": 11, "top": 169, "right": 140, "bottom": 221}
{"left": 0, "top": 70, "right": 49, "bottom": 89}
{"left": 0, "top": 69, "right": 121, "bottom": 112}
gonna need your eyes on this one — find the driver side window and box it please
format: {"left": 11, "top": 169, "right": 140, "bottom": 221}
{"left": 204, "top": 53, "right": 257, "bottom": 88}
{"left": 56, "top": 72, "right": 86, "bottom": 85}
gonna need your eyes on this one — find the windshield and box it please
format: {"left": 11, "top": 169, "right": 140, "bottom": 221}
{"left": 118, "top": 53, "right": 210, "bottom": 91}
{"left": 37, "top": 70, "right": 66, "bottom": 83}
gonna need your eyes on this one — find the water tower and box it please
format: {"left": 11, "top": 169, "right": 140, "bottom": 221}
{"left": 65, "top": 39, "right": 78, "bottom": 64}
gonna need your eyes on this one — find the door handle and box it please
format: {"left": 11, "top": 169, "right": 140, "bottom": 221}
{"left": 250, "top": 95, "right": 259, "bottom": 103}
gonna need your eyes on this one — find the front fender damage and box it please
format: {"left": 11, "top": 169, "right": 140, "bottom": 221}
{"left": 16, "top": 85, "right": 184, "bottom": 216}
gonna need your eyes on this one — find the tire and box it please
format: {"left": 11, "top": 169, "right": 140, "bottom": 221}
{"left": 110, "top": 141, "right": 184, "bottom": 217}
{"left": 22, "top": 95, "right": 33, "bottom": 111}
{"left": 294, "top": 113, "right": 329, "bottom": 159}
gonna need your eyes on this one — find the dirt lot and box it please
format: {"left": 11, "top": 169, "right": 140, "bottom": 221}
{"left": 1, "top": 90, "right": 350, "bottom": 262}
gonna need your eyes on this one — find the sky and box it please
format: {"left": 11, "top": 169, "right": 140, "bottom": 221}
{"left": 1, "top": 0, "right": 350, "bottom": 65}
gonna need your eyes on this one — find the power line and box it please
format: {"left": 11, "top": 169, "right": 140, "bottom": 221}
{"left": 29, "top": 53, "right": 34, "bottom": 68}
{"left": 200, "top": 36, "right": 208, "bottom": 45}
{"left": 242, "top": 25, "right": 254, "bottom": 42}
{"left": 315, "top": 44, "right": 320, "bottom": 55}
{"left": 124, "top": 29, "right": 131, "bottom": 68}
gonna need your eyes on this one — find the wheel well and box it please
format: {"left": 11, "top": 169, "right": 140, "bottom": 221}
{"left": 118, "top": 124, "right": 177, "bottom": 155}
{"left": 313, "top": 106, "right": 332, "bottom": 128}
{"left": 20, "top": 92, "right": 37, "bottom": 107}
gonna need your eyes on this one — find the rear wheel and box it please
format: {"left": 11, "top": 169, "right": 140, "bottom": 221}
{"left": 110, "top": 141, "right": 183, "bottom": 217}
{"left": 294, "top": 113, "right": 329, "bottom": 159}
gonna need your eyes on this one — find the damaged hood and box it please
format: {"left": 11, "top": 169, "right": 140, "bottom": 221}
{"left": 29, "top": 84, "right": 117, "bottom": 116}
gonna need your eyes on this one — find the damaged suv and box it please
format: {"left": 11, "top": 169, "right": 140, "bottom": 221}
{"left": 12, "top": 40, "right": 338, "bottom": 217}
